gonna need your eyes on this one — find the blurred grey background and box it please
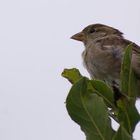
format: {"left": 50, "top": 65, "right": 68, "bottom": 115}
{"left": 0, "top": 0, "right": 140, "bottom": 140}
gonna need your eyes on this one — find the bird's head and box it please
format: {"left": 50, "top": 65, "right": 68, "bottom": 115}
{"left": 71, "top": 24, "right": 123, "bottom": 45}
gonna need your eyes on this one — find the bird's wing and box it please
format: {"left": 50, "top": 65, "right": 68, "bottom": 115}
{"left": 99, "top": 36, "right": 140, "bottom": 78}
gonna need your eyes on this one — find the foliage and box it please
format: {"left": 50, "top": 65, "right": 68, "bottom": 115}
{"left": 62, "top": 45, "right": 140, "bottom": 140}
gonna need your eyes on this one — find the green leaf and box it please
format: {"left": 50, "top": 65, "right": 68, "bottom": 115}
{"left": 117, "top": 99, "right": 140, "bottom": 134}
{"left": 61, "top": 68, "right": 83, "bottom": 84}
{"left": 91, "top": 80, "right": 115, "bottom": 109}
{"left": 66, "top": 77, "right": 115, "bottom": 140}
{"left": 119, "top": 44, "right": 140, "bottom": 134}
{"left": 120, "top": 44, "right": 138, "bottom": 98}
{"left": 62, "top": 68, "right": 115, "bottom": 108}
{"left": 112, "top": 126, "right": 132, "bottom": 140}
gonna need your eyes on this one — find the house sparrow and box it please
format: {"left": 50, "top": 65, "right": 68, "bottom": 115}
{"left": 71, "top": 24, "right": 140, "bottom": 97}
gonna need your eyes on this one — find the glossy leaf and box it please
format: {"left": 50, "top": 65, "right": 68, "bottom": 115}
{"left": 66, "top": 77, "right": 115, "bottom": 140}
{"left": 62, "top": 68, "right": 115, "bottom": 108}
{"left": 120, "top": 44, "right": 138, "bottom": 98}
{"left": 119, "top": 44, "right": 140, "bottom": 133}
{"left": 91, "top": 80, "right": 115, "bottom": 108}
{"left": 117, "top": 99, "right": 140, "bottom": 134}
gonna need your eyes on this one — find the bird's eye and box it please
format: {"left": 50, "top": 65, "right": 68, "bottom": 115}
{"left": 89, "top": 28, "right": 96, "bottom": 34}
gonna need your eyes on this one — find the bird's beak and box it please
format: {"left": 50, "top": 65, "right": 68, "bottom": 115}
{"left": 71, "top": 31, "right": 85, "bottom": 42}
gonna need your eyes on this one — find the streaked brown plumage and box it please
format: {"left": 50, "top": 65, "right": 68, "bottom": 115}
{"left": 71, "top": 24, "right": 140, "bottom": 97}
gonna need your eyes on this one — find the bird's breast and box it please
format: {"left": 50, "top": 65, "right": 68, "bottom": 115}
{"left": 82, "top": 44, "right": 121, "bottom": 85}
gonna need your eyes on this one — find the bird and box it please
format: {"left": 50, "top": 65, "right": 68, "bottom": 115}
{"left": 71, "top": 24, "right": 140, "bottom": 97}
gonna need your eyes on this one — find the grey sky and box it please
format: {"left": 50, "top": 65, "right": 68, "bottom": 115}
{"left": 0, "top": 0, "right": 140, "bottom": 140}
